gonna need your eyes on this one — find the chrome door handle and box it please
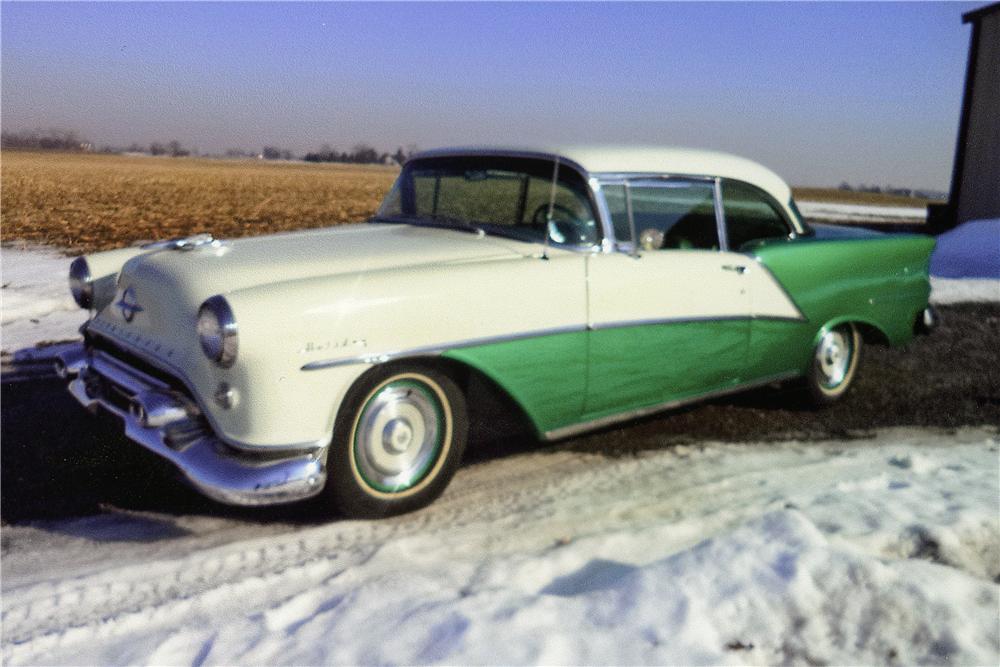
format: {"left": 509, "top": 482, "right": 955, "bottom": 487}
{"left": 722, "top": 264, "right": 747, "bottom": 274}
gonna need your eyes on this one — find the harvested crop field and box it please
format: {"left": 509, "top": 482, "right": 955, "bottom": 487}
{"left": 2, "top": 151, "right": 945, "bottom": 255}
{"left": 1, "top": 151, "right": 397, "bottom": 253}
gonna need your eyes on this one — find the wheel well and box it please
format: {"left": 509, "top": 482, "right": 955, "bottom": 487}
{"left": 366, "top": 356, "right": 540, "bottom": 457}
{"left": 853, "top": 321, "right": 890, "bottom": 347}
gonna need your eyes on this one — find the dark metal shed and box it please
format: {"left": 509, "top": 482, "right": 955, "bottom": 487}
{"left": 934, "top": 1, "right": 1000, "bottom": 230}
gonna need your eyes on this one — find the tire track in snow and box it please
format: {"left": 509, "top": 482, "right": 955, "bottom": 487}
{"left": 4, "top": 431, "right": 996, "bottom": 664}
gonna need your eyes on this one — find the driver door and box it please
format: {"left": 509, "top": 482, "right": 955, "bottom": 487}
{"left": 584, "top": 179, "right": 751, "bottom": 418}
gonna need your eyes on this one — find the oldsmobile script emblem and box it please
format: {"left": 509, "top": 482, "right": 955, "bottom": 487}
{"left": 117, "top": 287, "right": 144, "bottom": 323}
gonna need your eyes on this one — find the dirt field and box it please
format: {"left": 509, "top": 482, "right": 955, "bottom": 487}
{"left": 791, "top": 187, "right": 942, "bottom": 208}
{"left": 1, "top": 151, "right": 396, "bottom": 253}
{"left": 2, "top": 151, "right": 944, "bottom": 255}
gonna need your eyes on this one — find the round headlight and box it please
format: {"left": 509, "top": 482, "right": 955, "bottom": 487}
{"left": 197, "top": 295, "right": 238, "bottom": 368}
{"left": 69, "top": 257, "right": 93, "bottom": 309}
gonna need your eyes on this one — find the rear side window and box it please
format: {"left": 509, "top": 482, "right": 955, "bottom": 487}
{"left": 722, "top": 180, "right": 792, "bottom": 250}
{"left": 601, "top": 180, "right": 719, "bottom": 251}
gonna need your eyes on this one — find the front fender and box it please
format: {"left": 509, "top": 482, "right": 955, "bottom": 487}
{"left": 219, "top": 253, "right": 587, "bottom": 447}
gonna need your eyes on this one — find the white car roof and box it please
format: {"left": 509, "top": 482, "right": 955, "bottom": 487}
{"left": 412, "top": 145, "right": 793, "bottom": 205}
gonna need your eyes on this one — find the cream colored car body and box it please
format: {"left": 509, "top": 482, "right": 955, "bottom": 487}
{"left": 77, "top": 146, "right": 805, "bottom": 452}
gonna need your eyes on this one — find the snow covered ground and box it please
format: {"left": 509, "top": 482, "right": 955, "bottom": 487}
{"left": 1, "top": 247, "right": 84, "bottom": 354}
{"left": 797, "top": 200, "right": 926, "bottom": 224}
{"left": 2, "top": 230, "right": 998, "bottom": 665}
{"left": 2, "top": 427, "right": 997, "bottom": 665}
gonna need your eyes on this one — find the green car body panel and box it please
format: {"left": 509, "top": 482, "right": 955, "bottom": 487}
{"left": 444, "top": 229, "right": 935, "bottom": 438}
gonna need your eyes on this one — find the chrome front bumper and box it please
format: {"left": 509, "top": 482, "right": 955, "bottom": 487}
{"left": 58, "top": 344, "right": 326, "bottom": 506}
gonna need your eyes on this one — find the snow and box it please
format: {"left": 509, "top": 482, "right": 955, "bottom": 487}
{"left": 931, "top": 218, "right": 1000, "bottom": 279}
{"left": 929, "top": 277, "right": 1000, "bottom": 304}
{"left": 2, "top": 428, "right": 997, "bottom": 665}
{"left": 797, "top": 201, "right": 926, "bottom": 224}
{"left": 2, "top": 244, "right": 998, "bottom": 664}
{"left": 1, "top": 247, "right": 85, "bottom": 353}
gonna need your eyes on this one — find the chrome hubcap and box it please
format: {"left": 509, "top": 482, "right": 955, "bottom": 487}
{"left": 816, "top": 330, "right": 851, "bottom": 388}
{"left": 354, "top": 380, "right": 443, "bottom": 493}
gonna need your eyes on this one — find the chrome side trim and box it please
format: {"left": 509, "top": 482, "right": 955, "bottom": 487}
{"left": 543, "top": 371, "right": 801, "bottom": 441}
{"left": 64, "top": 343, "right": 325, "bottom": 506}
{"left": 302, "top": 315, "right": 810, "bottom": 372}
{"left": 301, "top": 324, "right": 589, "bottom": 371}
{"left": 589, "top": 315, "right": 760, "bottom": 331}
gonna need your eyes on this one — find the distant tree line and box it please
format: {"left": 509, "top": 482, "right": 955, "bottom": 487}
{"left": 148, "top": 140, "right": 191, "bottom": 157}
{"left": 304, "top": 144, "right": 413, "bottom": 165}
{"left": 3, "top": 128, "right": 416, "bottom": 166}
{"left": 1, "top": 129, "right": 91, "bottom": 151}
{"left": 838, "top": 181, "right": 946, "bottom": 201}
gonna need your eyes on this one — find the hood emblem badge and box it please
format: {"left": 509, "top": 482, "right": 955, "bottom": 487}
{"left": 116, "top": 287, "right": 144, "bottom": 323}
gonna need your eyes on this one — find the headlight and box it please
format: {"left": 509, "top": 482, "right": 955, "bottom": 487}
{"left": 69, "top": 257, "right": 93, "bottom": 308}
{"left": 197, "top": 295, "right": 238, "bottom": 368}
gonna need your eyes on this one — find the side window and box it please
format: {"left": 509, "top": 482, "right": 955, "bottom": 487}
{"left": 722, "top": 180, "right": 792, "bottom": 251}
{"left": 630, "top": 182, "right": 719, "bottom": 251}
{"left": 601, "top": 181, "right": 719, "bottom": 250}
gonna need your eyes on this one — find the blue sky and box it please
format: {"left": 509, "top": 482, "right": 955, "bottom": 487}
{"left": 1, "top": 1, "right": 981, "bottom": 189}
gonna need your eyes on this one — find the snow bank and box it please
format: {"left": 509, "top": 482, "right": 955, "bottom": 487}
{"left": 3, "top": 429, "right": 997, "bottom": 665}
{"left": 797, "top": 201, "right": 926, "bottom": 224}
{"left": 929, "top": 278, "right": 1000, "bottom": 304}
{"left": 1, "top": 247, "right": 84, "bottom": 352}
{"left": 930, "top": 218, "right": 1000, "bottom": 279}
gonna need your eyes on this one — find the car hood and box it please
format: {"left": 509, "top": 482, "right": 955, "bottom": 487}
{"left": 120, "top": 223, "right": 528, "bottom": 299}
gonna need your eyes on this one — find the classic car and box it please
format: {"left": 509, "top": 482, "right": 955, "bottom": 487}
{"left": 57, "top": 146, "right": 938, "bottom": 517}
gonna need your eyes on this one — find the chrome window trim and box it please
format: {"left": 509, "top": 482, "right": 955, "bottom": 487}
{"left": 594, "top": 173, "right": 725, "bottom": 254}
{"left": 713, "top": 177, "right": 730, "bottom": 251}
{"left": 587, "top": 177, "right": 617, "bottom": 253}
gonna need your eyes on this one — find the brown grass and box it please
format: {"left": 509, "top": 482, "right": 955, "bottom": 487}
{"left": 1, "top": 151, "right": 947, "bottom": 255}
{"left": 791, "top": 187, "right": 943, "bottom": 208}
{"left": 1, "top": 151, "right": 397, "bottom": 254}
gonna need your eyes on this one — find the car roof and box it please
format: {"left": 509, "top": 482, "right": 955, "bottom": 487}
{"left": 410, "top": 145, "right": 793, "bottom": 204}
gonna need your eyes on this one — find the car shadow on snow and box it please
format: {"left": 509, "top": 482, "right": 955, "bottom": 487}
{"left": 2, "top": 304, "right": 997, "bottom": 525}
{"left": 0, "top": 372, "right": 333, "bottom": 527}
{"left": 0, "top": 366, "right": 813, "bottom": 526}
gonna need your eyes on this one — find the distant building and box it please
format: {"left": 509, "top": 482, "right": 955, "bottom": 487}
{"left": 934, "top": 2, "right": 1000, "bottom": 229}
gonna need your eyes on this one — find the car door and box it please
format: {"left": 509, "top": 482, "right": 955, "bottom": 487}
{"left": 584, "top": 178, "right": 752, "bottom": 418}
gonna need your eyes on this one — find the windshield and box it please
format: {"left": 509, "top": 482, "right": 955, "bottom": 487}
{"left": 375, "top": 155, "right": 600, "bottom": 247}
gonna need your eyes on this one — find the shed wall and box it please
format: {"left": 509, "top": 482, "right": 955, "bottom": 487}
{"left": 957, "top": 11, "right": 1000, "bottom": 224}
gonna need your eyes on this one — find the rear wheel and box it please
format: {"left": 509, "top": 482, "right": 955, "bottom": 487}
{"left": 326, "top": 366, "right": 468, "bottom": 518}
{"left": 804, "top": 323, "right": 862, "bottom": 406}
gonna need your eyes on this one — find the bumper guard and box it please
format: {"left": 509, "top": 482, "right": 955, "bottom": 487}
{"left": 58, "top": 344, "right": 326, "bottom": 506}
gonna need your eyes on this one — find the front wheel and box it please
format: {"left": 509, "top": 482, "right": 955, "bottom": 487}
{"left": 804, "top": 323, "right": 862, "bottom": 407}
{"left": 325, "top": 366, "right": 468, "bottom": 518}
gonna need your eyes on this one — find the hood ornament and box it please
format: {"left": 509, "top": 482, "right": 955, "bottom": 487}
{"left": 142, "top": 233, "right": 219, "bottom": 251}
{"left": 116, "top": 286, "right": 143, "bottom": 323}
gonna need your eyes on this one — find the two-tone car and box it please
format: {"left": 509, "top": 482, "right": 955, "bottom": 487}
{"left": 58, "top": 146, "right": 937, "bottom": 517}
